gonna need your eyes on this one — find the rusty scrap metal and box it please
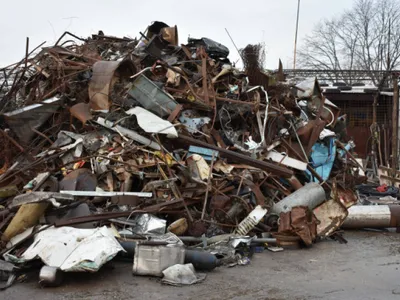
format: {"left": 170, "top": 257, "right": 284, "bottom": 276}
{"left": 0, "top": 21, "right": 365, "bottom": 266}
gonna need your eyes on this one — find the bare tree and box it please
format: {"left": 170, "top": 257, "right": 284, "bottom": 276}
{"left": 298, "top": 0, "right": 400, "bottom": 85}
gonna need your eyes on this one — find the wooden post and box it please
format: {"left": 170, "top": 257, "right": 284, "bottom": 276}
{"left": 392, "top": 74, "right": 399, "bottom": 179}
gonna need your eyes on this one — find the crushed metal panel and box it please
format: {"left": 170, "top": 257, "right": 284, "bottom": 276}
{"left": 3, "top": 96, "right": 62, "bottom": 144}
{"left": 5, "top": 226, "right": 124, "bottom": 272}
{"left": 127, "top": 74, "right": 178, "bottom": 117}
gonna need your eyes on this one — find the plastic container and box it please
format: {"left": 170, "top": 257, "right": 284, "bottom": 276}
{"left": 235, "top": 205, "right": 268, "bottom": 236}
{"left": 133, "top": 243, "right": 185, "bottom": 277}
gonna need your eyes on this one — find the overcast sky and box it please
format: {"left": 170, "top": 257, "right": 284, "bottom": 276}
{"left": 0, "top": 0, "right": 354, "bottom": 69}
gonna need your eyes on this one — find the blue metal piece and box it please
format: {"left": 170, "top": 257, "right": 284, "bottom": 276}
{"left": 188, "top": 146, "right": 219, "bottom": 161}
{"left": 306, "top": 137, "right": 337, "bottom": 182}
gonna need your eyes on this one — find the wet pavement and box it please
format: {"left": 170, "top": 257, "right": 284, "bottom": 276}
{"left": 3, "top": 231, "right": 400, "bottom": 300}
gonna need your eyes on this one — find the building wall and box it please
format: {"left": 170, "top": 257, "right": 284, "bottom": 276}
{"left": 324, "top": 92, "right": 393, "bottom": 161}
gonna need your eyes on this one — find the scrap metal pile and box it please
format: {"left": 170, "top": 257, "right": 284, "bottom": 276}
{"left": 0, "top": 21, "right": 363, "bottom": 288}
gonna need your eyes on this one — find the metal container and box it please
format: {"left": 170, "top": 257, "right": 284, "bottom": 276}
{"left": 128, "top": 74, "right": 178, "bottom": 117}
{"left": 133, "top": 243, "right": 185, "bottom": 277}
{"left": 39, "top": 266, "right": 63, "bottom": 287}
{"left": 270, "top": 182, "right": 326, "bottom": 215}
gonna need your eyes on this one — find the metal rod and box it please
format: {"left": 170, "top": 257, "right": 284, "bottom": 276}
{"left": 225, "top": 28, "right": 244, "bottom": 64}
{"left": 60, "top": 191, "right": 153, "bottom": 197}
{"left": 177, "top": 236, "right": 277, "bottom": 244}
{"left": 288, "top": 120, "right": 309, "bottom": 162}
{"left": 201, "top": 151, "right": 216, "bottom": 220}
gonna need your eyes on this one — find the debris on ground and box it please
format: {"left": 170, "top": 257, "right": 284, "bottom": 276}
{"left": 0, "top": 20, "right": 384, "bottom": 290}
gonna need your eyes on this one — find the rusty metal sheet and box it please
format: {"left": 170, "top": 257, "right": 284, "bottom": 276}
{"left": 297, "top": 119, "right": 326, "bottom": 155}
{"left": 337, "top": 186, "right": 358, "bottom": 208}
{"left": 3, "top": 96, "right": 63, "bottom": 144}
{"left": 313, "top": 200, "right": 348, "bottom": 237}
{"left": 346, "top": 127, "right": 370, "bottom": 158}
{"left": 59, "top": 168, "right": 97, "bottom": 191}
{"left": 88, "top": 60, "right": 136, "bottom": 111}
{"left": 160, "top": 26, "right": 178, "bottom": 45}
{"left": 70, "top": 103, "right": 92, "bottom": 124}
{"left": 278, "top": 206, "right": 318, "bottom": 246}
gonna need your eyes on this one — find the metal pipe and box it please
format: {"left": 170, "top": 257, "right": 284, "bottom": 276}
{"left": 270, "top": 182, "right": 325, "bottom": 214}
{"left": 177, "top": 236, "right": 277, "bottom": 244}
{"left": 60, "top": 190, "right": 152, "bottom": 198}
{"left": 342, "top": 205, "right": 400, "bottom": 229}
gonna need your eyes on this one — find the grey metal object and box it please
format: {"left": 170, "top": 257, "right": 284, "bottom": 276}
{"left": 179, "top": 110, "right": 211, "bottom": 133}
{"left": 134, "top": 214, "right": 166, "bottom": 235}
{"left": 96, "top": 117, "right": 161, "bottom": 151}
{"left": 46, "top": 203, "right": 93, "bottom": 229}
{"left": 0, "top": 260, "right": 16, "bottom": 291}
{"left": 341, "top": 205, "right": 400, "bottom": 229}
{"left": 177, "top": 236, "right": 277, "bottom": 245}
{"left": 115, "top": 214, "right": 166, "bottom": 235}
{"left": 128, "top": 74, "right": 178, "bottom": 117}
{"left": 60, "top": 190, "right": 152, "bottom": 198}
{"left": 9, "top": 192, "right": 75, "bottom": 209}
{"left": 39, "top": 266, "right": 63, "bottom": 287}
{"left": 270, "top": 183, "right": 326, "bottom": 215}
{"left": 0, "top": 260, "right": 15, "bottom": 273}
{"left": 133, "top": 243, "right": 185, "bottom": 277}
{"left": 3, "top": 96, "right": 62, "bottom": 144}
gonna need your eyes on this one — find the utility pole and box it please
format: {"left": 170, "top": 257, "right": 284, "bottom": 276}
{"left": 387, "top": 18, "right": 391, "bottom": 73}
{"left": 392, "top": 74, "right": 399, "bottom": 178}
{"left": 293, "top": 0, "right": 300, "bottom": 70}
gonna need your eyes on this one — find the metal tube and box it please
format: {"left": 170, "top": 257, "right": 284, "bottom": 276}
{"left": 270, "top": 182, "right": 325, "bottom": 214}
{"left": 342, "top": 205, "right": 400, "bottom": 229}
